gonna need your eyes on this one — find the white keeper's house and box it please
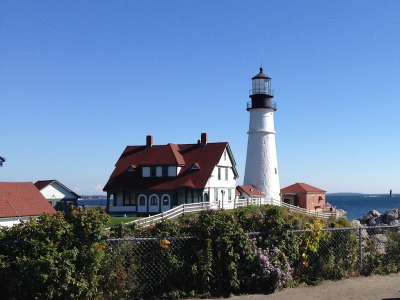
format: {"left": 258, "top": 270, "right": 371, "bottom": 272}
{"left": 103, "top": 133, "right": 239, "bottom": 216}
{"left": 34, "top": 179, "right": 80, "bottom": 212}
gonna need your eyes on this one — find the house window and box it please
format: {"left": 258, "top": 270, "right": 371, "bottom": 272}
{"left": 193, "top": 191, "right": 199, "bottom": 203}
{"left": 311, "top": 195, "right": 314, "bottom": 204}
{"left": 204, "top": 192, "right": 209, "bottom": 202}
{"left": 187, "top": 191, "right": 192, "bottom": 203}
{"left": 162, "top": 195, "right": 169, "bottom": 206}
{"left": 123, "top": 191, "right": 136, "bottom": 206}
{"left": 224, "top": 150, "right": 227, "bottom": 161}
{"left": 214, "top": 189, "right": 218, "bottom": 201}
{"left": 142, "top": 167, "right": 150, "bottom": 177}
{"left": 162, "top": 166, "right": 168, "bottom": 177}
{"left": 218, "top": 168, "right": 221, "bottom": 180}
{"left": 228, "top": 189, "right": 232, "bottom": 201}
{"left": 139, "top": 195, "right": 146, "bottom": 206}
{"left": 150, "top": 195, "right": 158, "bottom": 205}
{"left": 150, "top": 167, "right": 156, "bottom": 177}
{"left": 225, "top": 168, "right": 228, "bottom": 180}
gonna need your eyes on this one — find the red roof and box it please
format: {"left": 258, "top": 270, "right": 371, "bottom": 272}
{"left": 236, "top": 185, "right": 265, "bottom": 197}
{"left": 280, "top": 182, "right": 326, "bottom": 193}
{"left": 0, "top": 182, "right": 57, "bottom": 218}
{"left": 104, "top": 141, "right": 237, "bottom": 191}
{"left": 34, "top": 179, "right": 80, "bottom": 198}
{"left": 34, "top": 180, "right": 54, "bottom": 190}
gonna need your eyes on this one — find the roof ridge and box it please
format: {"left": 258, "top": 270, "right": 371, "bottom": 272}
{"left": 168, "top": 143, "right": 185, "bottom": 165}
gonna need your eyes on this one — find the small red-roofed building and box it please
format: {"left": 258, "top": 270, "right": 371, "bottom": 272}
{"left": 103, "top": 133, "right": 239, "bottom": 216}
{"left": 280, "top": 182, "right": 326, "bottom": 211}
{"left": 236, "top": 185, "right": 265, "bottom": 205}
{"left": 0, "top": 182, "right": 57, "bottom": 227}
{"left": 34, "top": 179, "right": 80, "bottom": 212}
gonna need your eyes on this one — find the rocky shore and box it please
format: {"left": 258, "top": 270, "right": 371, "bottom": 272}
{"left": 349, "top": 209, "right": 400, "bottom": 252}
{"left": 351, "top": 208, "right": 400, "bottom": 227}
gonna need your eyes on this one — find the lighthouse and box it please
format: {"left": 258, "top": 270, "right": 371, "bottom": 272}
{"left": 243, "top": 67, "right": 280, "bottom": 203}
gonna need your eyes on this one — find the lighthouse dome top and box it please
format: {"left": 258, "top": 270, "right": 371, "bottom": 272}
{"left": 252, "top": 67, "right": 271, "bottom": 80}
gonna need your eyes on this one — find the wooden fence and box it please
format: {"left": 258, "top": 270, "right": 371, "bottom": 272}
{"left": 129, "top": 198, "right": 338, "bottom": 227}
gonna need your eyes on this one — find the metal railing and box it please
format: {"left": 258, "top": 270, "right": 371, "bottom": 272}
{"left": 246, "top": 100, "right": 277, "bottom": 110}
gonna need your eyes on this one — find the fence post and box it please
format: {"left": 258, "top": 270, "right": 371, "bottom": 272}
{"left": 359, "top": 227, "right": 363, "bottom": 270}
{"left": 183, "top": 203, "right": 185, "bottom": 215}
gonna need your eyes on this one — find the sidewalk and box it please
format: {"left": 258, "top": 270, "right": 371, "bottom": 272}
{"left": 208, "top": 273, "right": 400, "bottom": 300}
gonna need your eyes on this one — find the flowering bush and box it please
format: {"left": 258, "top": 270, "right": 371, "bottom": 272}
{"left": 246, "top": 237, "right": 293, "bottom": 293}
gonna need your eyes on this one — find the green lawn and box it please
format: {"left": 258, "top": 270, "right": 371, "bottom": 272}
{"left": 107, "top": 216, "right": 139, "bottom": 227}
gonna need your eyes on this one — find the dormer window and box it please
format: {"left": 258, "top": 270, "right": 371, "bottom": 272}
{"left": 150, "top": 167, "right": 156, "bottom": 177}
{"left": 191, "top": 163, "right": 200, "bottom": 170}
{"left": 162, "top": 166, "right": 168, "bottom": 177}
{"left": 127, "top": 166, "right": 135, "bottom": 172}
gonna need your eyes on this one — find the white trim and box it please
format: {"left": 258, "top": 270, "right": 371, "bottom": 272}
{"left": 149, "top": 194, "right": 159, "bottom": 213}
{"left": 161, "top": 194, "right": 170, "bottom": 206}
{"left": 161, "top": 194, "right": 170, "bottom": 212}
{"left": 138, "top": 194, "right": 147, "bottom": 213}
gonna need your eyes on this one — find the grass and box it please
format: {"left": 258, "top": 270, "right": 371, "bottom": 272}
{"left": 107, "top": 216, "right": 139, "bottom": 227}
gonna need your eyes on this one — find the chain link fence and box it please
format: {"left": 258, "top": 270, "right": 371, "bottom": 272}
{"left": 2, "top": 225, "right": 400, "bottom": 298}
{"left": 103, "top": 225, "right": 400, "bottom": 298}
{"left": 104, "top": 236, "right": 201, "bottom": 298}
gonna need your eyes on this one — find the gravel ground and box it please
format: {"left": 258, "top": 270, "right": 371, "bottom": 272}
{"left": 205, "top": 273, "right": 400, "bottom": 300}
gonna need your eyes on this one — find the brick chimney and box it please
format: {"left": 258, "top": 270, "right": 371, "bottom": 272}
{"left": 200, "top": 133, "right": 208, "bottom": 145}
{"left": 146, "top": 135, "right": 153, "bottom": 148}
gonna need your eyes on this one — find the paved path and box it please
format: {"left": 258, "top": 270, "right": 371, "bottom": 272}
{"left": 208, "top": 274, "right": 400, "bottom": 300}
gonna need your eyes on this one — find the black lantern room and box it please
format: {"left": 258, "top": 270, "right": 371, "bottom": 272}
{"left": 247, "top": 67, "right": 276, "bottom": 111}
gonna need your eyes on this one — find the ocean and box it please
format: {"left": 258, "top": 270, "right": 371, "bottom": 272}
{"left": 78, "top": 194, "right": 400, "bottom": 221}
{"left": 327, "top": 193, "right": 400, "bottom": 220}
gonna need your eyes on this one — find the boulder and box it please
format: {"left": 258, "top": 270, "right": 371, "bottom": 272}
{"left": 362, "top": 210, "right": 381, "bottom": 223}
{"left": 368, "top": 215, "right": 384, "bottom": 226}
{"left": 336, "top": 209, "right": 347, "bottom": 219}
{"left": 385, "top": 209, "right": 399, "bottom": 223}
{"left": 371, "top": 234, "right": 388, "bottom": 253}
{"left": 351, "top": 219, "right": 362, "bottom": 227}
{"left": 351, "top": 220, "right": 369, "bottom": 239}
{"left": 388, "top": 219, "right": 400, "bottom": 226}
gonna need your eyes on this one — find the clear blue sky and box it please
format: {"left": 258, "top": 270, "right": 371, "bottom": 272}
{"left": 2, "top": 1, "right": 400, "bottom": 195}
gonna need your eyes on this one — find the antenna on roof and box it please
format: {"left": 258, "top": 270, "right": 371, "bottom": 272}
{"left": 0, "top": 156, "right": 5, "bottom": 167}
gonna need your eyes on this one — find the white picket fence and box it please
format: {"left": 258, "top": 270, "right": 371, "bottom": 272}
{"left": 129, "top": 198, "right": 338, "bottom": 227}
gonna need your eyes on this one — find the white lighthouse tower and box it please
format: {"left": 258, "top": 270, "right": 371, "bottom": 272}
{"left": 243, "top": 67, "right": 280, "bottom": 203}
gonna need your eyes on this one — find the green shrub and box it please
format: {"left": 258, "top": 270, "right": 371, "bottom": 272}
{"left": 0, "top": 206, "right": 109, "bottom": 300}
